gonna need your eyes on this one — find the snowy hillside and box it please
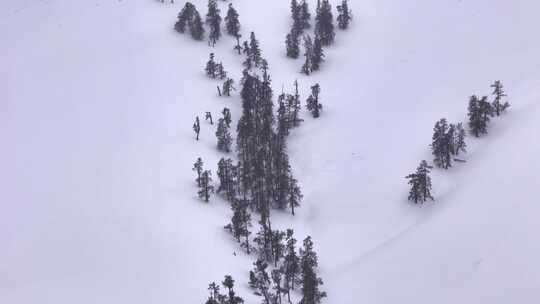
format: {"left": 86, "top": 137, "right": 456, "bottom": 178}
{"left": 2, "top": 0, "right": 540, "bottom": 303}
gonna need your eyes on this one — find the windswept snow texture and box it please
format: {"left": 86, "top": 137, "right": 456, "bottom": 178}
{"left": 2, "top": 0, "right": 540, "bottom": 303}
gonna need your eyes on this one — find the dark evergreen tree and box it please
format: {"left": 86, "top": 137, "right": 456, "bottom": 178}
{"left": 315, "top": 0, "right": 335, "bottom": 46}
{"left": 225, "top": 197, "right": 253, "bottom": 254}
{"left": 271, "top": 229, "right": 286, "bottom": 267}
{"left": 468, "top": 95, "right": 492, "bottom": 137}
{"left": 299, "top": 236, "right": 327, "bottom": 304}
{"left": 216, "top": 118, "right": 233, "bottom": 152}
{"left": 222, "top": 78, "right": 235, "bottom": 96}
{"left": 198, "top": 170, "right": 214, "bottom": 202}
{"left": 222, "top": 275, "right": 244, "bottom": 304}
{"left": 216, "top": 62, "right": 227, "bottom": 80}
{"left": 206, "top": 282, "right": 221, "bottom": 304}
{"left": 301, "top": 35, "right": 314, "bottom": 75}
{"left": 289, "top": 80, "right": 302, "bottom": 127}
{"left": 431, "top": 118, "right": 452, "bottom": 169}
{"left": 288, "top": 176, "right": 302, "bottom": 216}
{"left": 336, "top": 0, "right": 352, "bottom": 30}
{"left": 249, "top": 259, "right": 273, "bottom": 304}
{"left": 249, "top": 32, "right": 263, "bottom": 67}
{"left": 206, "top": 0, "right": 222, "bottom": 46}
{"left": 291, "top": 0, "right": 300, "bottom": 31}
{"left": 406, "top": 160, "right": 434, "bottom": 204}
{"left": 306, "top": 84, "right": 322, "bottom": 118}
{"left": 190, "top": 10, "right": 205, "bottom": 40}
{"left": 299, "top": 0, "right": 311, "bottom": 31}
{"left": 453, "top": 123, "right": 467, "bottom": 155}
{"left": 206, "top": 53, "right": 217, "bottom": 78}
{"left": 217, "top": 158, "right": 235, "bottom": 200}
{"left": 286, "top": 29, "right": 301, "bottom": 59}
{"left": 271, "top": 269, "right": 283, "bottom": 304}
{"left": 222, "top": 107, "right": 232, "bottom": 127}
{"left": 175, "top": 2, "right": 195, "bottom": 33}
{"left": 225, "top": 3, "right": 241, "bottom": 38}
{"left": 281, "top": 229, "right": 300, "bottom": 303}
{"left": 311, "top": 35, "right": 324, "bottom": 71}
{"left": 193, "top": 157, "right": 204, "bottom": 187}
{"left": 491, "top": 80, "right": 510, "bottom": 116}
{"left": 234, "top": 35, "right": 243, "bottom": 55}
{"left": 193, "top": 116, "right": 201, "bottom": 140}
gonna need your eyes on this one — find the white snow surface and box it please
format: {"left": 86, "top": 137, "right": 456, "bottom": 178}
{"left": 2, "top": 0, "right": 540, "bottom": 303}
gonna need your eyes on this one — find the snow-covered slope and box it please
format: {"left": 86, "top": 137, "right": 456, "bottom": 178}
{"left": 2, "top": 0, "right": 539, "bottom": 303}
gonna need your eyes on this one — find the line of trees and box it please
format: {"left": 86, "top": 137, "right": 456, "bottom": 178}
{"left": 406, "top": 81, "right": 510, "bottom": 203}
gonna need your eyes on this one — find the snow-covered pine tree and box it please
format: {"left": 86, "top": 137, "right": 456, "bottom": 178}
{"left": 311, "top": 35, "right": 325, "bottom": 71}
{"left": 222, "top": 107, "right": 232, "bottom": 127}
{"left": 190, "top": 10, "right": 205, "bottom": 40}
{"left": 286, "top": 29, "right": 301, "bottom": 59}
{"left": 198, "top": 170, "right": 214, "bottom": 202}
{"left": 193, "top": 157, "right": 204, "bottom": 187}
{"left": 222, "top": 78, "right": 235, "bottom": 96}
{"left": 174, "top": 2, "right": 195, "bottom": 33}
{"left": 453, "top": 122, "right": 467, "bottom": 155}
{"left": 225, "top": 3, "right": 241, "bottom": 38}
{"left": 491, "top": 80, "right": 510, "bottom": 116}
{"left": 299, "top": 236, "right": 327, "bottom": 304}
{"left": 288, "top": 176, "right": 302, "bottom": 216}
{"left": 301, "top": 35, "right": 314, "bottom": 75}
{"left": 271, "top": 229, "right": 286, "bottom": 267}
{"left": 468, "top": 95, "right": 492, "bottom": 137}
{"left": 306, "top": 83, "right": 322, "bottom": 118}
{"left": 249, "top": 32, "right": 263, "bottom": 67}
{"left": 337, "top": 0, "right": 352, "bottom": 30}
{"left": 222, "top": 276, "right": 244, "bottom": 304}
{"left": 206, "top": 53, "right": 217, "bottom": 78}
{"left": 315, "top": 0, "right": 335, "bottom": 46}
{"left": 431, "top": 118, "right": 452, "bottom": 169}
{"left": 281, "top": 229, "right": 300, "bottom": 303}
{"left": 249, "top": 259, "right": 273, "bottom": 304}
{"left": 225, "top": 197, "right": 252, "bottom": 254}
{"left": 299, "top": 0, "right": 311, "bottom": 31}
{"left": 289, "top": 80, "right": 302, "bottom": 127}
{"left": 406, "top": 160, "right": 434, "bottom": 204}
{"left": 206, "top": 0, "right": 222, "bottom": 46}
{"left": 193, "top": 116, "right": 201, "bottom": 140}
{"left": 216, "top": 62, "right": 227, "bottom": 80}
{"left": 216, "top": 118, "right": 232, "bottom": 153}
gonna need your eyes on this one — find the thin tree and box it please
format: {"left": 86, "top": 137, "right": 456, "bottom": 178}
{"left": 198, "top": 170, "right": 214, "bottom": 202}
{"left": 491, "top": 80, "right": 510, "bottom": 116}
{"left": 306, "top": 83, "right": 322, "bottom": 118}
{"left": 406, "top": 160, "right": 434, "bottom": 204}
{"left": 193, "top": 157, "right": 204, "bottom": 187}
{"left": 193, "top": 116, "right": 201, "bottom": 140}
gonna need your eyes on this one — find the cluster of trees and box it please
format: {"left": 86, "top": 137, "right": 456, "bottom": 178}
{"left": 175, "top": 1, "right": 241, "bottom": 46}
{"left": 248, "top": 231, "right": 326, "bottom": 304}
{"left": 205, "top": 276, "right": 245, "bottom": 304}
{"left": 431, "top": 119, "right": 466, "bottom": 169}
{"left": 286, "top": 0, "right": 352, "bottom": 74}
{"left": 206, "top": 53, "right": 228, "bottom": 79}
{"left": 406, "top": 81, "right": 510, "bottom": 203}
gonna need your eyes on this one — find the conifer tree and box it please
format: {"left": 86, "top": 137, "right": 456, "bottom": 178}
{"left": 249, "top": 32, "right": 263, "bottom": 67}
{"left": 225, "top": 198, "right": 252, "bottom": 254}
{"left": 300, "top": 1, "right": 311, "bottom": 30}
{"left": 315, "top": 0, "right": 335, "bottom": 46}
{"left": 306, "top": 84, "right": 322, "bottom": 118}
{"left": 406, "top": 160, "right": 434, "bottom": 204}
{"left": 190, "top": 10, "right": 205, "bottom": 40}
{"left": 206, "top": 0, "right": 222, "bottom": 46}
{"left": 286, "top": 29, "right": 301, "bottom": 59}
{"left": 222, "top": 107, "right": 232, "bottom": 127}
{"left": 271, "top": 230, "right": 286, "bottom": 267}
{"left": 288, "top": 176, "right": 302, "bottom": 216}
{"left": 225, "top": 3, "right": 241, "bottom": 38}
{"left": 175, "top": 2, "right": 195, "bottom": 33}
{"left": 301, "top": 35, "right": 314, "bottom": 75}
{"left": 216, "top": 63, "right": 227, "bottom": 80}
{"left": 431, "top": 118, "right": 452, "bottom": 169}
{"left": 217, "top": 158, "right": 235, "bottom": 200}
{"left": 216, "top": 118, "right": 233, "bottom": 152}
{"left": 299, "top": 236, "right": 327, "bottom": 304}
{"left": 468, "top": 95, "right": 492, "bottom": 137}
{"left": 281, "top": 229, "right": 300, "bottom": 303}
{"left": 491, "top": 80, "right": 510, "bottom": 116}
{"left": 337, "top": 0, "right": 352, "bottom": 30}
{"left": 249, "top": 259, "right": 273, "bottom": 304}
{"left": 222, "top": 275, "right": 244, "bottom": 304}
{"left": 453, "top": 123, "right": 467, "bottom": 155}
{"left": 291, "top": 0, "right": 300, "bottom": 31}
{"left": 222, "top": 78, "right": 235, "bottom": 96}
{"left": 193, "top": 116, "right": 201, "bottom": 140}
{"left": 193, "top": 157, "right": 204, "bottom": 187}
{"left": 206, "top": 53, "right": 217, "bottom": 78}
{"left": 271, "top": 269, "right": 283, "bottom": 304}
{"left": 311, "top": 36, "right": 325, "bottom": 71}
{"left": 289, "top": 80, "right": 302, "bottom": 127}
{"left": 205, "top": 111, "right": 214, "bottom": 125}
{"left": 198, "top": 170, "right": 214, "bottom": 202}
